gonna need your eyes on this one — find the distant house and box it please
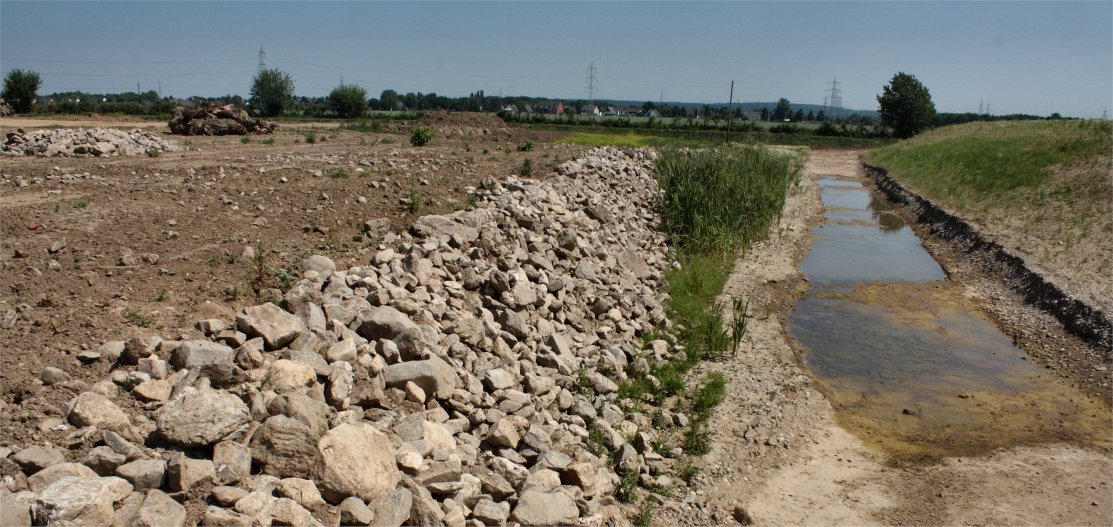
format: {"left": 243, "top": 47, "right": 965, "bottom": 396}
{"left": 581, "top": 105, "right": 601, "bottom": 116}
{"left": 556, "top": 102, "right": 565, "bottom": 115}
{"left": 643, "top": 109, "right": 661, "bottom": 118}
{"left": 742, "top": 111, "right": 761, "bottom": 121}
{"left": 604, "top": 106, "right": 622, "bottom": 116}
{"left": 501, "top": 104, "right": 518, "bottom": 113}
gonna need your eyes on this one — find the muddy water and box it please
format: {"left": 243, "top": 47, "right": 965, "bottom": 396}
{"left": 789, "top": 176, "right": 1110, "bottom": 462}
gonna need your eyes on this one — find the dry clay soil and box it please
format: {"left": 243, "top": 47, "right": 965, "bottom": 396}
{"left": 1, "top": 118, "right": 1110, "bottom": 526}
{"left": 0, "top": 115, "right": 576, "bottom": 450}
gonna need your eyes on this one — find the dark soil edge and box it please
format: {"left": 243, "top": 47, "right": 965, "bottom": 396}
{"left": 863, "top": 163, "right": 1112, "bottom": 352}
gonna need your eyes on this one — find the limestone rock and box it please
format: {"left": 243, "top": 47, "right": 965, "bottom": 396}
{"left": 156, "top": 387, "right": 250, "bottom": 447}
{"left": 317, "top": 423, "right": 400, "bottom": 503}
{"left": 135, "top": 489, "right": 187, "bottom": 527}
{"left": 115, "top": 459, "right": 167, "bottom": 492}
{"left": 12, "top": 444, "right": 66, "bottom": 475}
{"left": 383, "top": 357, "right": 456, "bottom": 399}
{"left": 511, "top": 487, "right": 579, "bottom": 526}
{"left": 66, "top": 391, "right": 130, "bottom": 429}
{"left": 357, "top": 306, "right": 417, "bottom": 340}
{"left": 31, "top": 476, "right": 132, "bottom": 527}
{"left": 237, "top": 303, "right": 306, "bottom": 350}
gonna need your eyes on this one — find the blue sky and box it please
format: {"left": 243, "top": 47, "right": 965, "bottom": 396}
{"left": 2, "top": 1, "right": 1110, "bottom": 117}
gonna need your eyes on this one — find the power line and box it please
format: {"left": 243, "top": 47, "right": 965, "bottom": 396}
{"left": 825, "top": 77, "right": 842, "bottom": 120}
{"left": 258, "top": 45, "right": 267, "bottom": 72}
{"left": 585, "top": 61, "right": 598, "bottom": 108}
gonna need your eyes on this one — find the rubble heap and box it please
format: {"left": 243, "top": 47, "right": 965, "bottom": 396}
{"left": 168, "top": 104, "right": 277, "bottom": 136}
{"left": 1, "top": 128, "right": 181, "bottom": 157}
{"left": 0, "top": 148, "right": 692, "bottom": 527}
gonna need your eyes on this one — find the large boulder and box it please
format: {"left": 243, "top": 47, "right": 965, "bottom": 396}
{"left": 236, "top": 303, "right": 306, "bottom": 350}
{"left": 383, "top": 357, "right": 456, "bottom": 399}
{"left": 66, "top": 392, "right": 130, "bottom": 430}
{"left": 317, "top": 423, "right": 400, "bottom": 504}
{"left": 511, "top": 488, "right": 579, "bottom": 526}
{"left": 357, "top": 306, "right": 416, "bottom": 341}
{"left": 156, "top": 387, "right": 250, "bottom": 447}
{"left": 251, "top": 415, "right": 321, "bottom": 479}
{"left": 31, "top": 476, "right": 132, "bottom": 527}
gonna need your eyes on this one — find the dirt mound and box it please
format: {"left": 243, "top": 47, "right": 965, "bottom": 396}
{"left": 1, "top": 127, "right": 181, "bottom": 157}
{"left": 169, "top": 104, "right": 276, "bottom": 136}
{"left": 415, "top": 111, "right": 521, "bottom": 141}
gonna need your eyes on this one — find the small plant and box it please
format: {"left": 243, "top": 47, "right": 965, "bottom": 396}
{"left": 145, "top": 149, "right": 161, "bottom": 158}
{"left": 328, "top": 168, "right": 350, "bottom": 179}
{"left": 240, "top": 136, "right": 252, "bottom": 144}
{"left": 124, "top": 310, "right": 154, "bottom": 328}
{"left": 617, "top": 468, "right": 640, "bottom": 503}
{"left": 410, "top": 125, "right": 433, "bottom": 147}
{"left": 575, "top": 368, "right": 596, "bottom": 400}
{"left": 519, "top": 158, "right": 533, "bottom": 177}
{"left": 261, "top": 137, "right": 275, "bottom": 144}
{"left": 586, "top": 424, "right": 609, "bottom": 459}
{"left": 517, "top": 140, "right": 534, "bottom": 152}
{"left": 275, "top": 269, "right": 295, "bottom": 291}
{"left": 633, "top": 498, "right": 655, "bottom": 526}
{"left": 73, "top": 198, "right": 87, "bottom": 209}
{"left": 222, "top": 286, "right": 241, "bottom": 301}
{"left": 305, "top": 131, "right": 317, "bottom": 144}
{"left": 156, "top": 289, "right": 168, "bottom": 302}
{"left": 730, "top": 296, "right": 749, "bottom": 356}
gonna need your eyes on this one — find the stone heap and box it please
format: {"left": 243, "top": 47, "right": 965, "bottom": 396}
{"left": 0, "top": 147, "right": 691, "bottom": 527}
{"left": 1, "top": 128, "right": 181, "bottom": 158}
{"left": 168, "top": 104, "right": 277, "bottom": 136}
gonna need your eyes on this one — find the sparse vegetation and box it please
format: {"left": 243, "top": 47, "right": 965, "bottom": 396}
{"left": 517, "top": 140, "right": 534, "bottom": 151}
{"left": 519, "top": 158, "right": 533, "bottom": 176}
{"left": 123, "top": 309, "right": 154, "bottom": 328}
{"left": 240, "top": 136, "right": 252, "bottom": 144}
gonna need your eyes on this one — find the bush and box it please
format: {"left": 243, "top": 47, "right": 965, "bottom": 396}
{"left": 519, "top": 158, "right": 533, "bottom": 176}
{"left": 2, "top": 69, "right": 42, "bottom": 114}
{"left": 329, "top": 84, "right": 368, "bottom": 119}
{"left": 517, "top": 140, "right": 534, "bottom": 152}
{"left": 410, "top": 125, "right": 433, "bottom": 147}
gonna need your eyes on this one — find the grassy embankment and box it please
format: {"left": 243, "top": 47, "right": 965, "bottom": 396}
{"left": 865, "top": 120, "right": 1112, "bottom": 279}
{"left": 597, "top": 144, "right": 800, "bottom": 519}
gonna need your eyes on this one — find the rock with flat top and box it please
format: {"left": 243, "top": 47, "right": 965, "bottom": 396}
{"left": 236, "top": 303, "right": 306, "bottom": 349}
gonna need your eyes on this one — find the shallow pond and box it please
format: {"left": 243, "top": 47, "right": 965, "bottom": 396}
{"left": 789, "top": 176, "right": 1110, "bottom": 461}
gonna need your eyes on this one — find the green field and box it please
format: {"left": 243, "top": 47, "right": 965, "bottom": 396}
{"left": 865, "top": 119, "right": 1113, "bottom": 279}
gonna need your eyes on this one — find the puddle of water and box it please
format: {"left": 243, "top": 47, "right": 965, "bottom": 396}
{"left": 791, "top": 177, "right": 1111, "bottom": 462}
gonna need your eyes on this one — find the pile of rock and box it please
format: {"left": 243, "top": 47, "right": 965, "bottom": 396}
{"left": 168, "top": 104, "right": 277, "bottom": 136}
{"left": 0, "top": 147, "right": 690, "bottom": 527}
{"left": 1, "top": 128, "right": 181, "bottom": 157}
{"left": 0, "top": 101, "right": 13, "bottom": 117}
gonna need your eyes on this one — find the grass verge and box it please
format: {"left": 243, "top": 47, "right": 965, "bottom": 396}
{"left": 865, "top": 119, "right": 1113, "bottom": 286}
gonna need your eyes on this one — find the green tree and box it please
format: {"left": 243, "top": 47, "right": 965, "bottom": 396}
{"left": 877, "top": 72, "right": 936, "bottom": 138}
{"left": 771, "top": 98, "right": 791, "bottom": 121}
{"left": 2, "top": 69, "right": 42, "bottom": 114}
{"left": 379, "top": 89, "right": 400, "bottom": 111}
{"left": 792, "top": 109, "right": 805, "bottom": 122}
{"left": 329, "top": 84, "right": 368, "bottom": 118}
{"left": 806, "top": 110, "right": 815, "bottom": 121}
{"left": 760, "top": 107, "right": 769, "bottom": 121}
{"left": 249, "top": 68, "right": 294, "bottom": 117}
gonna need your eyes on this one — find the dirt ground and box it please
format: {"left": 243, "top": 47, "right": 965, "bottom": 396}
{"left": 0, "top": 114, "right": 581, "bottom": 450}
{"left": 655, "top": 149, "right": 1112, "bottom": 526}
{"left": 3, "top": 122, "right": 1109, "bottom": 525}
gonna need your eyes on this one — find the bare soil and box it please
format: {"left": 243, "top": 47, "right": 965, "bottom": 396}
{"left": 0, "top": 114, "right": 580, "bottom": 451}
